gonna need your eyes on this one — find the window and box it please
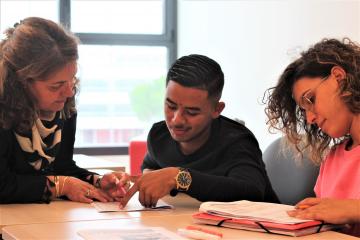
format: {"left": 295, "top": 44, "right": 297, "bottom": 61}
{"left": 0, "top": 0, "right": 177, "bottom": 154}
{"left": 71, "top": 1, "right": 164, "bottom": 34}
{"left": 67, "top": 0, "right": 177, "bottom": 153}
{"left": 0, "top": 0, "right": 57, "bottom": 37}
{"left": 76, "top": 45, "right": 168, "bottom": 148}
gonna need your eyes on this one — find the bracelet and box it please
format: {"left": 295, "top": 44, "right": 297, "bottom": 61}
{"left": 95, "top": 175, "right": 103, "bottom": 189}
{"left": 60, "top": 176, "right": 69, "bottom": 196}
{"left": 54, "top": 175, "right": 60, "bottom": 198}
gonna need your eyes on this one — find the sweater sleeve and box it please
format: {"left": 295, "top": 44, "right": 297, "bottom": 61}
{"left": 141, "top": 128, "right": 161, "bottom": 171}
{"left": 141, "top": 153, "right": 160, "bottom": 171}
{"left": 53, "top": 114, "right": 96, "bottom": 182}
{"left": 0, "top": 129, "right": 48, "bottom": 203}
{"left": 186, "top": 137, "right": 269, "bottom": 202}
{"left": 0, "top": 114, "right": 96, "bottom": 204}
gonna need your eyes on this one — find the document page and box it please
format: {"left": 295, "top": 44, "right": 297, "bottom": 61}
{"left": 200, "top": 200, "right": 312, "bottom": 224}
{"left": 91, "top": 199, "right": 173, "bottom": 212}
{"left": 78, "top": 227, "right": 186, "bottom": 240}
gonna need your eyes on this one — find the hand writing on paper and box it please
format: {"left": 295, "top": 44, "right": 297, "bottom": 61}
{"left": 119, "top": 175, "right": 141, "bottom": 208}
{"left": 100, "top": 172, "right": 130, "bottom": 201}
{"left": 287, "top": 197, "right": 360, "bottom": 224}
{"left": 120, "top": 167, "right": 179, "bottom": 208}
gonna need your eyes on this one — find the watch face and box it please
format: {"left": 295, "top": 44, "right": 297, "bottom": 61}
{"left": 178, "top": 172, "right": 191, "bottom": 187}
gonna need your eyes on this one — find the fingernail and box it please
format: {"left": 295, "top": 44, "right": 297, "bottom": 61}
{"left": 287, "top": 210, "right": 295, "bottom": 215}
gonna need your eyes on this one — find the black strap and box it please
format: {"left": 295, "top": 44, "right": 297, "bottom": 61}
{"left": 316, "top": 221, "right": 325, "bottom": 233}
{"left": 255, "top": 221, "right": 272, "bottom": 234}
{"left": 217, "top": 219, "right": 324, "bottom": 235}
{"left": 216, "top": 218, "right": 232, "bottom": 227}
{"left": 217, "top": 219, "right": 272, "bottom": 234}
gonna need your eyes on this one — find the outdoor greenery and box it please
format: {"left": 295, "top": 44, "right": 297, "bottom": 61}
{"left": 130, "top": 77, "right": 166, "bottom": 123}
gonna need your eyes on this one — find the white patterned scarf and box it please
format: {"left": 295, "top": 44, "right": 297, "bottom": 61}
{"left": 15, "top": 112, "right": 63, "bottom": 171}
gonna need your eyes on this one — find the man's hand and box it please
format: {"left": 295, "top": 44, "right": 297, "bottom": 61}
{"left": 287, "top": 198, "right": 360, "bottom": 224}
{"left": 120, "top": 167, "right": 179, "bottom": 208}
{"left": 119, "top": 175, "right": 141, "bottom": 208}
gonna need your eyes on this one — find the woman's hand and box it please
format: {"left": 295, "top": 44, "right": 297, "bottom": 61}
{"left": 287, "top": 197, "right": 360, "bottom": 224}
{"left": 61, "top": 176, "right": 113, "bottom": 203}
{"left": 99, "top": 172, "right": 131, "bottom": 201}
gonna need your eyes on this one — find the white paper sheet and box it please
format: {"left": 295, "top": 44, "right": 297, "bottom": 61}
{"left": 78, "top": 227, "right": 186, "bottom": 240}
{"left": 91, "top": 199, "right": 173, "bottom": 212}
{"left": 200, "top": 200, "right": 313, "bottom": 224}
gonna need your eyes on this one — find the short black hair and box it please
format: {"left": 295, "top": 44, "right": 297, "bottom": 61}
{"left": 166, "top": 54, "right": 224, "bottom": 100}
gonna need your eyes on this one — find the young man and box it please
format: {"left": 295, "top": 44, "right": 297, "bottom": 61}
{"left": 122, "top": 54, "right": 278, "bottom": 208}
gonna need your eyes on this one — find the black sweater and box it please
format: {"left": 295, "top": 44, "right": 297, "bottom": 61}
{"left": 142, "top": 116, "right": 279, "bottom": 203}
{"left": 0, "top": 114, "right": 93, "bottom": 203}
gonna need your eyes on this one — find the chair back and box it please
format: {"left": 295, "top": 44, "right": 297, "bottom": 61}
{"left": 263, "top": 137, "right": 319, "bottom": 205}
{"left": 129, "top": 140, "right": 147, "bottom": 175}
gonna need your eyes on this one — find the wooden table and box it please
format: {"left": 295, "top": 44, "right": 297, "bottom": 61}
{"left": 1, "top": 193, "right": 357, "bottom": 240}
{"left": 2, "top": 214, "right": 358, "bottom": 240}
{"left": 0, "top": 194, "right": 201, "bottom": 234}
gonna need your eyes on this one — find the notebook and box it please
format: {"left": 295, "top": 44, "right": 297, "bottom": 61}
{"left": 193, "top": 200, "right": 341, "bottom": 237}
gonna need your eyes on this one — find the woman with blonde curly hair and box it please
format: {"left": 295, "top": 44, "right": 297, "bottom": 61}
{"left": 265, "top": 38, "right": 360, "bottom": 236}
{"left": 0, "top": 17, "right": 128, "bottom": 204}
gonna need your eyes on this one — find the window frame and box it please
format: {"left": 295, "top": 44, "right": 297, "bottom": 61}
{"left": 57, "top": 0, "right": 177, "bottom": 155}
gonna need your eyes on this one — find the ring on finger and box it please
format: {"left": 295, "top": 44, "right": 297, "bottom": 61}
{"left": 86, "top": 188, "right": 91, "bottom": 197}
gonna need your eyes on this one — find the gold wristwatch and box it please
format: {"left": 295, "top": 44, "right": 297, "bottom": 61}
{"left": 175, "top": 168, "right": 192, "bottom": 191}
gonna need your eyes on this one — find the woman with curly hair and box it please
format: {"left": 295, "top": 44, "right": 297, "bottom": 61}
{"left": 0, "top": 17, "right": 128, "bottom": 204}
{"left": 265, "top": 38, "right": 360, "bottom": 236}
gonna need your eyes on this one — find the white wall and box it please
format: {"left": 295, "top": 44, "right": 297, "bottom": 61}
{"left": 178, "top": 0, "right": 360, "bottom": 151}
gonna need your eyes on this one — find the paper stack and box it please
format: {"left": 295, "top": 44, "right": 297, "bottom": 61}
{"left": 192, "top": 200, "right": 341, "bottom": 237}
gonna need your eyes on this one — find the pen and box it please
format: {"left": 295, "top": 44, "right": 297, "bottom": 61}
{"left": 186, "top": 226, "right": 223, "bottom": 238}
{"left": 177, "top": 228, "right": 222, "bottom": 240}
{"left": 114, "top": 177, "right": 127, "bottom": 195}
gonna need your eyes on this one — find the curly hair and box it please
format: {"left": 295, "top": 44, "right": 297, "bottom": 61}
{"left": 264, "top": 38, "right": 360, "bottom": 164}
{"left": 0, "top": 17, "right": 79, "bottom": 134}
